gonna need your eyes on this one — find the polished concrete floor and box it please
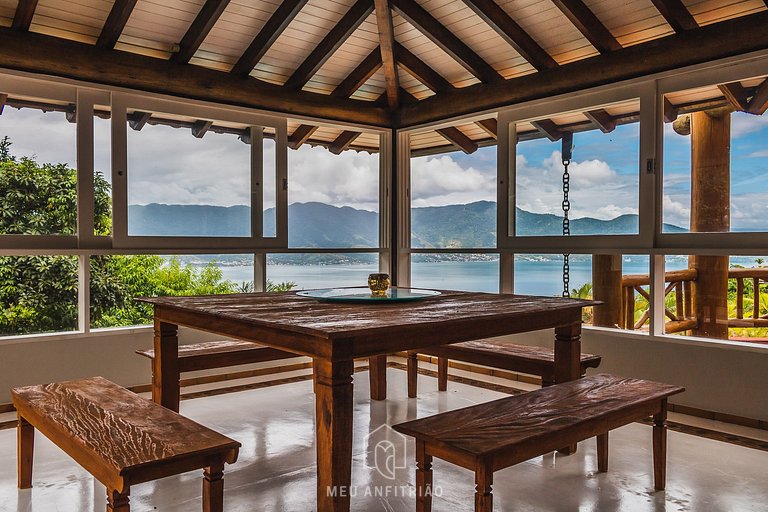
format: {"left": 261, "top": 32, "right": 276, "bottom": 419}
{"left": 1, "top": 368, "right": 768, "bottom": 512}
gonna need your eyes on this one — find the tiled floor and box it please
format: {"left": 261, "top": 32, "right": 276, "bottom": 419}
{"left": 1, "top": 368, "right": 767, "bottom": 512}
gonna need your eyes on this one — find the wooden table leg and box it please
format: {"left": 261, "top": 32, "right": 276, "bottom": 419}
{"left": 203, "top": 461, "right": 225, "bottom": 512}
{"left": 107, "top": 488, "right": 130, "bottom": 512}
{"left": 416, "top": 440, "right": 433, "bottom": 512}
{"left": 437, "top": 357, "right": 449, "bottom": 391}
{"left": 407, "top": 352, "right": 418, "bottom": 398}
{"left": 555, "top": 322, "right": 581, "bottom": 454}
{"left": 17, "top": 415, "right": 34, "bottom": 489}
{"left": 653, "top": 399, "right": 668, "bottom": 491}
{"left": 474, "top": 460, "right": 493, "bottom": 512}
{"left": 597, "top": 432, "right": 609, "bottom": 472}
{"left": 369, "top": 355, "right": 387, "bottom": 401}
{"left": 315, "top": 358, "right": 355, "bottom": 512}
{"left": 153, "top": 320, "right": 180, "bottom": 412}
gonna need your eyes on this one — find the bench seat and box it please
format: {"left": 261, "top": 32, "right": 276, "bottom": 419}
{"left": 394, "top": 373, "right": 684, "bottom": 512}
{"left": 12, "top": 376, "right": 241, "bottom": 512}
{"left": 406, "top": 340, "right": 602, "bottom": 397}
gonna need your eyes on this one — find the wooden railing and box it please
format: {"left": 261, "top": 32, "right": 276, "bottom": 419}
{"left": 619, "top": 267, "right": 768, "bottom": 334}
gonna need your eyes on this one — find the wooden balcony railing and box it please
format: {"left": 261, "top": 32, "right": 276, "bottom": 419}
{"left": 619, "top": 267, "right": 768, "bottom": 334}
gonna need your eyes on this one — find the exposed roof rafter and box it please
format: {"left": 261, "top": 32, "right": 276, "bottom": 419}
{"left": 329, "top": 130, "right": 362, "bottom": 154}
{"left": 374, "top": 0, "right": 400, "bottom": 110}
{"left": 584, "top": 109, "right": 617, "bottom": 133}
{"left": 648, "top": 0, "right": 698, "bottom": 32}
{"left": 331, "top": 48, "right": 382, "bottom": 98}
{"left": 436, "top": 126, "right": 478, "bottom": 154}
{"left": 284, "top": 0, "right": 374, "bottom": 90}
{"left": 663, "top": 97, "right": 679, "bottom": 123}
{"left": 128, "top": 111, "right": 152, "bottom": 131}
{"left": 97, "top": 0, "right": 138, "bottom": 49}
{"left": 549, "top": 0, "right": 621, "bottom": 53}
{"left": 392, "top": 0, "right": 503, "bottom": 83}
{"left": 460, "top": 0, "right": 558, "bottom": 71}
{"left": 474, "top": 118, "right": 497, "bottom": 139}
{"left": 531, "top": 119, "right": 563, "bottom": 141}
{"left": 718, "top": 82, "right": 750, "bottom": 111}
{"left": 172, "top": 0, "right": 231, "bottom": 64}
{"left": 231, "top": 0, "right": 309, "bottom": 76}
{"left": 0, "top": 93, "right": 7, "bottom": 115}
{"left": 395, "top": 42, "right": 454, "bottom": 93}
{"left": 288, "top": 124, "right": 318, "bottom": 150}
{"left": 748, "top": 79, "right": 768, "bottom": 115}
{"left": 12, "top": 0, "right": 38, "bottom": 31}
{"left": 191, "top": 120, "right": 213, "bottom": 138}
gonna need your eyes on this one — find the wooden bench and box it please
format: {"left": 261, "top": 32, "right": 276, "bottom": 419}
{"left": 406, "top": 340, "right": 602, "bottom": 397}
{"left": 394, "top": 373, "right": 684, "bottom": 512}
{"left": 137, "top": 339, "right": 299, "bottom": 410}
{"left": 12, "top": 376, "right": 241, "bottom": 512}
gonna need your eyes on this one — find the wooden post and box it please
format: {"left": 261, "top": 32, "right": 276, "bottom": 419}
{"left": 689, "top": 109, "right": 730, "bottom": 339}
{"left": 592, "top": 254, "right": 622, "bottom": 328}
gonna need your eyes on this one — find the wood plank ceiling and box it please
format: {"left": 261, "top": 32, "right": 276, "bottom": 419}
{"left": 0, "top": 0, "right": 765, "bottom": 155}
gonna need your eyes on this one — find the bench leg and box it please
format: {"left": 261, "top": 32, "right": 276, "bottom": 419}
{"left": 437, "top": 358, "right": 448, "bottom": 392}
{"left": 407, "top": 352, "right": 418, "bottom": 398}
{"left": 653, "top": 399, "right": 668, "bottom": 491}
{"left": 596, "top": 432, "right": 609, "bottom": 473}
{"left": 554, "top": 323, "right": 582, "bottom": 455}
{"left": 153, "top": 320, "right": 180, "bottom": 412}
{"left": 369, "top": 355, "right": 387, "bottom": 401}
{"left": 416, "top": 441, "right": 433, "bottom": 512}
{"left": 17, "top": 415, "right": 34, "bottom": 489}
{"left": 203, "top": 461, "right": 225, "bottom": 512}
{"left": 474, "top": 461, "right": 493, "bottom": 512}
{"left": 106, "top": 488, "right": 130, "bottom": 512}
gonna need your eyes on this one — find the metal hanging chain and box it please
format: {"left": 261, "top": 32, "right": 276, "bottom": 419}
{"left": 561, "top": 133, "right": 573, "bottom": 298}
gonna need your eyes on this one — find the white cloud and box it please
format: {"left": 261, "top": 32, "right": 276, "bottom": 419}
{"left": 749, "top": 149, "right": 768, "bottom": 158}
{"left": 731, "top": 113, "right": 768, "bottom": 138}
{"left": 663, "top": 194, "right": 690, "bottom": 228}
{"left": 410, "top": 154, "right": 496, "bottom": 207}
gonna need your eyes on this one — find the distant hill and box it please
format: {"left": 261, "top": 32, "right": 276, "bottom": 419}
{"left": 128, "top": 201, "right": 685, "bottom": 253}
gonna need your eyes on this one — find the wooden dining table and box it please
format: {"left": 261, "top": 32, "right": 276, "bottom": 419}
{"left": 140, "top": 289, "right": 596, "bottom": 512}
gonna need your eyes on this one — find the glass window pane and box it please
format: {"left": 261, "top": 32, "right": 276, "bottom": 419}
{"left": 0, "top": 255, "right": 78, "bottom": 336}
{"left": 267, "top": 253, "right": 378, "bottom": 289}
{"left": 94, "top": 111, "right": 111, "bottom": 236}
{"left": 126, "top": 113, "right": 251, "bottom": 237}
{"left": 0, "top": 101, "right": 77, "bottom": 235}
{"left": 411, "top": 254, "right": 499, "bottom": 292}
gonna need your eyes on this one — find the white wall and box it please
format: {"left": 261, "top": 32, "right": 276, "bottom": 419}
{"left": 2, "top": 328, "right": 767, "bottom": 422}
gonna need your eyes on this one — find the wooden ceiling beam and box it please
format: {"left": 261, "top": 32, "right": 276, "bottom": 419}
{"left": 329, "top": 130, "right": 362, "bottom": 154}
{"left": 288, "top": 124, "right": 318, "bottom": 150}
{"left": 191, "top": 120, "right": 213, "bottom": 138}
{"left": 649, "top": 0, "right": 698, "bottom": 33}
{"left": 373, "top": 0, "right": 399, "bottom": 110}
{"left": 436, "top": 126, "right": 478, "bottom": 154}
{"left": 459, "top": 0, "right": 558, "bottom": 71}
{"left": 0, "top": 27, "right": 390, "bottom": 127}
{"left": 530, "top": 119, "right": 563, "bottom": 141}
{"left": 392, "top": 0, "right": 503, "bottom": 83}
{"left": 284, "top": 0, "right": 374, "bottom": 90}
{"left": 331, "top": 48, "right": 382, "bottom": 98}
{"left": 747, "top": 79, "right": 768, "bottom": 115}
{"left": 97, "top": 0, "right": 138, "bottom": 49}
{"left": 395, "top": 42, "right": 454, "bottom": 93}
{"left": 128, "top": 111, "right": 151, "bottom": 131}
{"left": 718, "top": 82, "right": 750, "bottom": 111}
{"left": 663, "top": 97, "right": 679, "bottom": 123}
{"left": 474, "top": 118, "right": 497, "bottom": 139}
{"left": 0, "top": 93, "right": 7, "bottom": 115}
{"left": 231, "top": 0, "right": 309, "bottom": 76}
{"left": 398, "top": 11, "right": 768, "bottom": 127}
{"left": 12, "top": 0, "right": 38, "bottom": 31}
{"left": 584, "top": 109, "right": 617, "bottom": 133}
{"left": 173, "top": 0, "right": 231, "bottom": 64}
{"left": 549, "top": 0, "right": 621, "bottom": 53}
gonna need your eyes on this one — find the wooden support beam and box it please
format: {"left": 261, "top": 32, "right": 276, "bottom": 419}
{"left": 392, "top": 0, "right": 503, "bottom": 83}
{"left": 374, "top": 0, "right": 399, "bottom": 110}
{"left": 288, "top": 124, "right": 318, "bottom": 150}
{"left": 331, "top": 47, "right": 382, "bottom": 98}
{"left": 0, "top": 27, "right": 389, "bottom": 127}
{"left": 549, "top": 0, "right": 621, "bottom": 53}
{"left": 173, "top": 0, "right": 231, "bottom": 64}
{"left": 649, "top": 0, "right": 697, "bottom": 33}
{"left": 231, "top": 0, "right": 309, "bottom": 76}
{"left": 96, "top": 0, "right": 138, "bottom": 49}
{"left": 329, "top": 130, "right": 362, "bottom": 154}
{"left": 531, "top": 119, "right": 563, "bottom": 141}
{"left": 191, "top": 120, "right": 213, "bottom": 138}
{"left": 12, "top": 0, "right": 38, "bottom": 31}
{"left": 460, "top": 0, "right": 558, "bottom": 71}
{"left": 395, "top": 42, "right": 454, "bottom": 93}
{"left": 436, "top": 126, "right": 478, "bottom": 154}
{"left": 663, "top": 97, "right": 679, "bottom": 123}
{"left": 284, "top": 0, "right": 374, "bottom": 90}
{"left": 398, "top": 11, "right": 768, "bottom": 127}
{"left": 584, "top": 109, "right": 617, "bottom": 133}
{"left": 128, "top": 111, "right": 152, "bottom": 131}
{"left": 474, "top": 118, "right": 497, "bottom": 139}
{"left": 718, "top": 82, "right": 750, "bottom": 112}
{"left": 0, "top": 93, "right": 7, "bottom": 115}
{"left": 747, "top": 79, "right": 768, "bottom": 115}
